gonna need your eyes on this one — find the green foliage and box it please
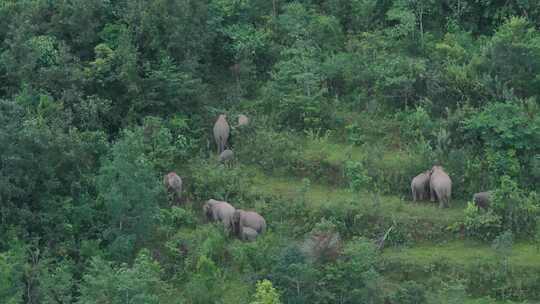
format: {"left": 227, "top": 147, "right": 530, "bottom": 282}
{"left": 301, "top": 219, "right": 342, "bottom": 264}
{"left": 2, "top": 0, "right": 540, "bottom": 302}
{"left": 188, "top": 159, "right": 254, "bottom": 204}
{"left": 97, "top": 128, "right": 164, "bottom": 260}
{"left": 463, "top": 202, "right": 502, "bottom": 241}
{"left": 78, "top": 250, "right": 170, "bottom": 304}
{"left": 396, "top": 106, "right": 436, "bottom": 143}
{"left": 251, "top": 280, "right": 282, "bottom": 304}
{"left": 0, "top": 241, "right": 25, "bottom": 304}
{"left": 464, "top": 101, "right": 540, "bottom": 155}
{"left": 236, "top": 128, "right": 300, "bottom": 174}
{"left": 319, "top": 237, "right": 382, "bottom": 303}
{"left": 183, "top": 255, "right": 225, "bottom": 304}
{"left": 391, "top": 281, "right": 427, "bottom": 304}
{"left": 462, "top": 176, "right": 539, "bottom": 241}
{"left": 492, "top": 230, "right": 514, "bottom": 262}
{"left": 474, "top": 17, "right": 540, "bottom": 99}
{"left": 344, "top": 159, "right": 372, "bottom": 193}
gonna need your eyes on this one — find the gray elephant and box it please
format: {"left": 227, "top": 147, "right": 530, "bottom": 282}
{"left": 218, "top": 149, "right": 234, "bottom": 166}
{"left": 473, "top": 191, "right": 492, "bottom": 209}
{"left": 213, "top": 114, "right": 230, "bottom": 154}
{"left": 203, "top": 199, "right": 236, "bottom": 233}
{"left": 237, "top": 114, "right": 249, "bottom": 127}
{"left": 241, "top": 226, "right": 259, "bottom": 242}
{"left": 429, "top": 165, "right": 452, "bottom": 208}
{"left": 411, "top": 170, "right": 431, "bottom": 201}
{"left": 163, "top": 172, "right": 182, "bottom": 204}
{"left": 233, "top": 209, "right": 266, "bottom": 237}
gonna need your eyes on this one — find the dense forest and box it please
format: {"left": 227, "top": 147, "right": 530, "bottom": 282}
{"left": 1, "top": 0, "right": 540, "bottom": 303}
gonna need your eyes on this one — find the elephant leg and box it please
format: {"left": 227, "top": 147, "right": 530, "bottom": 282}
{"left": 436, "top": 191, "right": 444, "bottom": 208}
{"left": 430, "top": 187, "right": 435, "bottom": 202}
{"left": 412, "top": 189, "right": 417, "bottom": 202}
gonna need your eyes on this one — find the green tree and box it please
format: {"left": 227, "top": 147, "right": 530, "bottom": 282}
{"left": 251, "top": 280, "right": 282, "bottom": 304}
{"left": 96, "top": 128, "right": 164, "bottom": 261}
{"left": 0, "top": 241, "right": 26, "bottom": 304}
{"left": 78, "top": 250, "right": 170, "bottom": 304}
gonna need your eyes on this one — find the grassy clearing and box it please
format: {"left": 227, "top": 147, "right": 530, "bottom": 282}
{"left": 382, "top": 241, "right": 540, "bottom": 268}
{"left": 251, "top": 171, "right": 465, "bottom": 225}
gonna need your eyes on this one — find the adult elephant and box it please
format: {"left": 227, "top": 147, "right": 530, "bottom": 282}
{"left": 163, "top": 172, "right": 182, "bottom": 204}
{"left": 213, "top": 114, "right": 230, "bottom": 154}
{"left": 203, "top": 199, "right": 236, "bottom": 233}
{"left": 411, "top": 170, "right": 431, "bottom": 201}
{"left": 429, "top": 165, "right": 452, "bottom": 208}
{"left": 233, "top": 210, "right": 266, "bottom": 238}
{"left": 473, "top": 191, "right": 492, "bottom": 209}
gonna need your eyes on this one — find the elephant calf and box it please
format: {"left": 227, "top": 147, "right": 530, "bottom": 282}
{"left": 163, "top": 172, "right": 182, "bottom": 204}
{"left": 241, "top": 226, "right": 259, "bottom": 242}
{"left": 429, "top": 165, "right": 452, "bottom": 208}
{"left": 411, "top": 170, "right": 431, "bottom": 201}
{"left": 233, "top": 210, "right": 266, "bottom": 238}
{"left": 219, "top": 149, "right": 234, "bottom": 167}
{"left": 203, "top": 199, "right": 236, "bottom": 233}
{"left": 473, "top": 191, "right": 492, "bottom": 209}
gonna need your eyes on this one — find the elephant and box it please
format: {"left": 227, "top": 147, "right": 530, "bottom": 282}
{"left": 203, "top": 199, "right": 236, "bottom": 233}
{"left": 237, "top": 114, "right": 249, "bottom": 127}
{"left": 411, "top": 170, "right": 431, "bottom": 201}
{"left": 213, "top": 114, "right": 230, "bottom": 154}
{"left": 233, "top": 209, "right": 266, "bottom": 238}
{"left": 218, "top": 149, "right": 234, "bottom": 165}
{"left": 163, "top": 172, "right": 182, "bottom": 204}
{"left": 429, "top": 165, "right": 452, "bottom": 208}
{"left": 240, "top": 226, "right": 259, "bottom": 242}
{"left": 473, "top": 191, "right": 492, "bottom": 209}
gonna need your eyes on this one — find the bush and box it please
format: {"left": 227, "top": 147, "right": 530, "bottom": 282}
{"left": 301, "top": 219, "right": 342, "bottom": 264}
{"left": 364, "top": 141, "right": 433, "bottom": 196}
{"left": 250, "top": 280, "right": 283, "bottom": 304}
{"left": 78, "top": 250, "right": 171, "bottom": 304}
{"left": 236, "top": 128, "right": 301, "bottom": 174}
{"left": 187, "top": 160, "right": 255, "bottom": 206}
{"left": 96, "top": 128, "right": 165, "bottom": 261}
{"left": 461, "top": 176, "right": 539, "bottom": 240}
{"left": 391, "top": 281, "right": 427, "bottom": 304}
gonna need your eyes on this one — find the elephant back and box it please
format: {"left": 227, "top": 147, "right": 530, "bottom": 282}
{"left": 213, "top": 115, "right": 230, "bottom": 139}
{"left": 164, "top": 172, "right": 182, "bottom": 191}
{"left": 219, "top": 149, "right": 234, "bottom": 162}
{"left": 238, "top": 114, "right": 249, "bottom": 127}
{"left": 241, "top": 211, "right": 266, "bottom": 233}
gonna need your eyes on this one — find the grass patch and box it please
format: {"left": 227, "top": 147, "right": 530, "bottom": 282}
{"left": 251, "top": 171, "right": 465, "bottom": 225}
{"left": 382, "top": 241, "right": 540, "bottom": 268}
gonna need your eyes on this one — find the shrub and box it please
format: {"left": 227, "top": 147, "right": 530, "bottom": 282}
{"left": 391, "top": 281, "right": 427, "bottom": 304}
{"left": 96, "top": 128, "right": 164, "bottom": 261}
{"left": 78, "top": 250, "right": 171, "bottom": 304}
{"left": 187, "top": 160, "right": 255, "bottom": 206}
{"left": 250, "top": 280, "right": 282, "bottom": 304}
{"left": 301, "top": 219, "right": 342, "bottom": 264}
{"left": 461, "top": 176, "right": 539, "bottom": 240}
{"left": 318, "top": 237, "right": 382, "bottom": 303}
{"left": 462, "top": 203, "right": 502, "bottom": 241}
{"left": 344, "top": 159, "right": 372, "bottom": 193}
{"left": 395, "top": 106, "right": 436, "bottom": 144}
{"left": 236, "top": 128, "right": 300, "bottom": 174}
